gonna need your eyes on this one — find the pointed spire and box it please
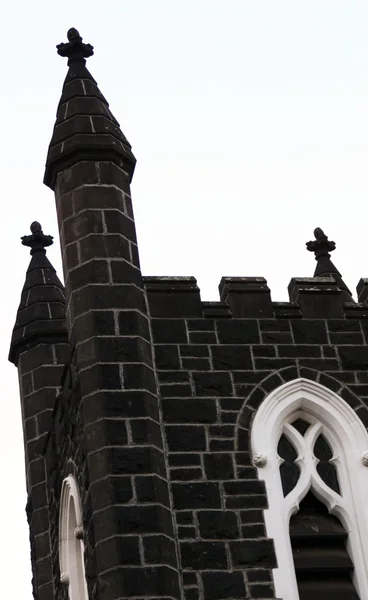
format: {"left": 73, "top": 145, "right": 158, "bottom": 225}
{"left": 306, "top": 228, "right": 353, "bottom": 298}
{"left": 44, "top": 28, "right": 136, "bottom": 190}
{"left": 9, "top": 223, "right": 67, "bottom": 365}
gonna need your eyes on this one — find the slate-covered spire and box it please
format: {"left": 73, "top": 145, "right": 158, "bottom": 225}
{"left": 306, "top": 227, "right": 353, "bottom": 298}
{"left": 44, "top": 28, "right": 136, "bottom": 190}
{"left": 9, "top": 222, "right": 67, "bottom": 365}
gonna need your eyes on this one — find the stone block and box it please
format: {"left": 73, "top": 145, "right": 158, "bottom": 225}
{"left": 219, "top": 277, "right": 273, "bottom": 317}
{"left": 145, "top": 277, "right": 202, "bottom": 318}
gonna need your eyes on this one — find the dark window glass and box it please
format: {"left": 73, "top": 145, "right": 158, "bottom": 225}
{"left": 291, "top": 418, "right": 310, "bottom": 436}
{"left": 314, "top": 434, "right": 340, "bottom": 495}
{"left": 278, "top": 434, "right": 300, "bottom": 497}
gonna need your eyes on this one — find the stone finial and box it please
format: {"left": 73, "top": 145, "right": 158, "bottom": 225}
{"left": 44, "top": 28, "right": 136, "bottom": 189}
{"left": 306, "top": 228, "right": 336, "bottom": 261}
{"left": 306, "top": 227, "right": 352, "bottom": 298}
{"left": 57, "top": 28, "right": 94, "bottom": 64}
{"left": 21, "top": 222, "right": 53, "bottom": 255}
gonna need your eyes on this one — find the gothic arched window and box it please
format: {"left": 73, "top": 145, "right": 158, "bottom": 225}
{"left": 251, "top": 378, "right": 368, "bottom": 600}
{"left": 59, "top": 475, "right": 89, "bottom": 600}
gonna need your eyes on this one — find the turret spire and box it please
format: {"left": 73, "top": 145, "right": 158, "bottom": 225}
{"left": 306, "top": 228, "right": 352, "bottom": 298}
{"left": 44, "top": 28, "right": 136, "bottom": 189}
{"left": 9, "top": 223, "right": 67, "bottom": 365}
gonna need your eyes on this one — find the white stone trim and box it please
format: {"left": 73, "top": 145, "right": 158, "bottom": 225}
{"left": 251, "top": 377, "right": 368, "bottom": 600}
{"left": 59, "top": 475, "right": 89, "bottom": 600}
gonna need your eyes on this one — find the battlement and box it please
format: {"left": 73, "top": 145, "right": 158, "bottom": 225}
{"left": 143, "top": 275, "right": 368, "bottom": 320}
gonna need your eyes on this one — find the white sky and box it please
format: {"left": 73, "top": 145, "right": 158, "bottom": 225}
{"left": 2, "top": 1, "right": 368, "bottom": 596}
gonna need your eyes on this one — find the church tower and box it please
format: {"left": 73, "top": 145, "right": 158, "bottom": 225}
{"left": 9, "top": 28, "right": 368, "bottom": 600}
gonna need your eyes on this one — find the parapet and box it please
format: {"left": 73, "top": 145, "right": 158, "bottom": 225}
{"left": 143, "top": 275, "right": 368, "bottom": 320}
{"left": 288, "top": 276, "right": 352, "bottom": 318}
{"left": 219, "top": 277, "right": 273, "bottom": 317}
{"left": 144, "top": 277, "right": 202, "bottom": 317}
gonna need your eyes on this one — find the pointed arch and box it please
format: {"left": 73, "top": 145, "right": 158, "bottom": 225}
{"left": 59, "top": 475, "right": 89, "bottom": 600}
{"left": 251, "top": 377, "right": 368, "bottom": 600}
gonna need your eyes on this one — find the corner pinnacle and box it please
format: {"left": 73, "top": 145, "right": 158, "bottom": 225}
{"left": 306, "top": 228, "right": 335, "bottom": 259}
{"left": 306, "top": 228, "right": 352, "bottom": 298}
{"left": 9, "top": 223, "right": 67, "bottom": 365}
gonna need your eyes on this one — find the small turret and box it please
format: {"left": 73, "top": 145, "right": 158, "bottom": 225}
{"left": 41, "top": 29, "right": 180, "bottom": 600}
{"left": 9, "top": 221, "right": 67, "bottom": 365}
{"left": 289, "top": 228, "right": 353, "bottom": 317}
{"left": 9, "top": 223, "right": 69, "bottom": 597}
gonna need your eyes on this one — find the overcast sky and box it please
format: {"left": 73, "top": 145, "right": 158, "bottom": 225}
{"left": 2, "top": 1, "right": 368, "bottom": 596}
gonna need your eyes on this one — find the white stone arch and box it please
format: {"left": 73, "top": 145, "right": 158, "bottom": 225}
{"left": 59, "top": 475, "right": 89, "bottom": 600}
{"left": 251, "top": 377, "right": 368, "bottom": 600}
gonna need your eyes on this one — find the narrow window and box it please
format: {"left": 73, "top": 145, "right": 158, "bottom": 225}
{"left": 59, "top": 475, "right": 89, "bottom": 600}
{"left": 278, "top": 418, "right": 357, "bottom": 598}
{"left": 251, "top": 378, "right": 368, "bottom": 600}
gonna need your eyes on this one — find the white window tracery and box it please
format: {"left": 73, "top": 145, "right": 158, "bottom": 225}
{"left": 59, "top": 475, "right": 89, "bottom": 600}
{"left": 251, "top": 377, "right": 368, "bottom": 600}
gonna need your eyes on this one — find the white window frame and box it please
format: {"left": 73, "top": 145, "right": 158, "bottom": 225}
{"left": 59, "top": 475, "right": 89, "bottom": 600}
{"left": 251, "top": 377, "right": 368, "bottom": 600}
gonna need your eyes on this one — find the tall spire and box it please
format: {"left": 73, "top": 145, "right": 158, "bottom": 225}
{"left": 44, "top": 28, "right": 136, "bottom": 190}
{"left": 306, "top": 228, "right": 353, "bottom": 298}
{"left": 9, "top": 222, "right": 67, "bottom": 365}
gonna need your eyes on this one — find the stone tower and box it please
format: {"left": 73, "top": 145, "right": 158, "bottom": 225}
{"left": 9, "top": 28, "right": 368, "bottom": 600}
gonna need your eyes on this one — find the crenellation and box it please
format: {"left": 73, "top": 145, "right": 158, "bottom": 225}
{"left": 344, "top": 302, "right": 368, "bottom": 318}
{"left": 143, "top": 273, "right": 368, "bottom": 322}
{"left": 272, "top": 301, "right": 302, "bottom": 318}
{"left": 220, "top": 277, "right": 273, "bottom": 318}
{"left": 288, "top": 275, "right": 351, "bottom": 317}
{"left": 145, "top": 276, "right": 202, "bottom": 318}
{"left": 202, "top": 301, "right": 231, "bottom": 318}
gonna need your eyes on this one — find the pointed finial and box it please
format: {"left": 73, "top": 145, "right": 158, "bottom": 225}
{"left": 306, "top": 227, "right": 352, "bottom": 297}
{"left": 306, "top": 228, "right": 336, "bottom": 258}
{"left": 21, "top": 222, "right": 53, "bottom": 255}
{"left": 57, "top": 28, "right": 94, "bottom": 65}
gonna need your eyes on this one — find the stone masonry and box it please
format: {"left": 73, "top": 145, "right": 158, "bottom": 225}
{"left": 9, "top": 28, "right": 368, "bottom": 600}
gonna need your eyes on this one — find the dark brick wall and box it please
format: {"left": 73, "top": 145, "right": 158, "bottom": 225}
{"left": 18, "top": 165, "right": 368, "bottom": 600}
{"left": 17, "top": 341, "right": 69, "bottom": 600}
{"left": 18, "top": 270, "right": 368, "bottom": 600}
{"left": 141, "top": 276, "right": 368, "bottom": 600}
